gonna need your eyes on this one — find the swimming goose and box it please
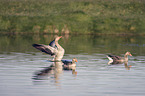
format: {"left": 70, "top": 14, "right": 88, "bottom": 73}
{"left": 107, "top": 52, "right": 132, "bottom": 63}
{"left": 32, "top": 36, "right": 64, "bottom": 61}
{"left": 62, "top": 58, "right": 78, "bottom": 70}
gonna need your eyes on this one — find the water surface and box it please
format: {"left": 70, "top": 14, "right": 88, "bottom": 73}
{"left": 0, "top": 34, "right": 145, "bottom": 96}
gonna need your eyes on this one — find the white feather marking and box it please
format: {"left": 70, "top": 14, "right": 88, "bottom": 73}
{"left": 107, "top": 56, "right": 114, "bottom": 65}
{"left": 107, "top": 56, "right": 113, "bottom": 61}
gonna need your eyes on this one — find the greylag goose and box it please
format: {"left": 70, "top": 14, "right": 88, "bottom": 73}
{"left": 32, "top": 36, "right": 64, "bottom": 61}
{"left": 107, "top": 52, "right": 132, "bottom": 64}
{"left": 62, "top": 58, "right": 78, "bottom": 70}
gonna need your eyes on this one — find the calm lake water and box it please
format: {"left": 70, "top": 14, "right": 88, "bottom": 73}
{"left": 0, "top": 34, "right": 145, "bottom": 96}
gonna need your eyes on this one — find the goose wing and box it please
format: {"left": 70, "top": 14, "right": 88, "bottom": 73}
{"left": 107, "top": 55, "right": 122, "bottom": 61}
{"left": 61, "top": 59, "right": 72, "bottom": 65}
{"left": 32, "top": 44, "right": 58, "bottom": 56}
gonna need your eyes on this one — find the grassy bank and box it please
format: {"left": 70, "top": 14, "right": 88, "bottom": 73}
{"left": 0, "top": 0, "right": 145, "bottom": 34}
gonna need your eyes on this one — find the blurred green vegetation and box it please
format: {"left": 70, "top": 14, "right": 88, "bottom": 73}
{"left": 0, "top": 0, "right": 145, "bottom": 34}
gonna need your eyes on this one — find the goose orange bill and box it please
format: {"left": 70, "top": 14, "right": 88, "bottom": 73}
{"left": 59, "top": 36, "right": 62, "bottom": 38}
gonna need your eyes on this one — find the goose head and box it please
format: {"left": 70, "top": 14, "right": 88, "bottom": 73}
{"left": 55, "top": 36, "right": 62, "bottom": 42}
{"left": 125, "top": 52, "right": 132, "bottom": 56}
{"left": 72, "top": 58, "right": 78, "bottom": 63}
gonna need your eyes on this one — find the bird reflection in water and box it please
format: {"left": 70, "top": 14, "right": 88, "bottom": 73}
{"left": 54, "top": 61, "right": 63, "bottom": 86}
{"left": 124, "top": 61, "right": 132, "bottom": 70}
{"left": 32, "top": 60, "right": 77, "bottom": 85}
{"left": 48, "top": 58, "right": 78, "bottom": 75}
{"left": 108, "top": 61, "right": 132, "bottom": 70}
{"left": 32, "top": 61, "right": 63, "bottom": 85}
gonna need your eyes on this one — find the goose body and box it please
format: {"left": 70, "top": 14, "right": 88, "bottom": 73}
{"left": 54, "top": 36, "right": 64, "bottom": 61}
{"left": 62, "top": 58, "right": 78, "bottom": 70}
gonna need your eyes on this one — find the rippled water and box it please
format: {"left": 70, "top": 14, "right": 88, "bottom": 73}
{"left": 0, "top": 34, "right": 145, "bottom": 96}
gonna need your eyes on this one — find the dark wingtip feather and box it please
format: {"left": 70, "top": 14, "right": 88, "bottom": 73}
{"left": 107, "top": 55, "right": 111, "bottom": 57}
{"left": 32, "top": 43, "right": 55, "bottom": 56}
{"left": 32, "top": 44, "right": 41, "bottom": 47}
